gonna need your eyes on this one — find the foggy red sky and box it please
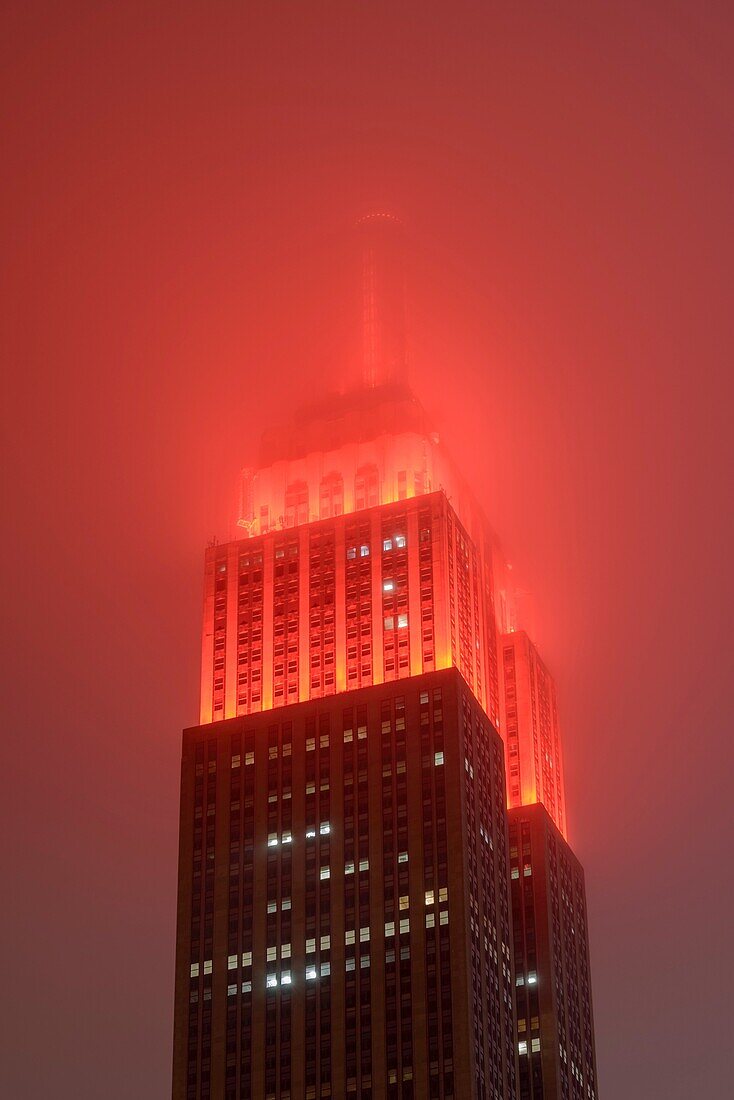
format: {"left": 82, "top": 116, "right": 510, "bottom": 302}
{"left": 2, "top": 2, "right": 732, "bottom": 1097}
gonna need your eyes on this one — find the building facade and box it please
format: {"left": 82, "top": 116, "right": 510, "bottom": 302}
{"left": 173, "top": 668, "right": 518, "bottom": 1100}
{"left": 508, "top": 804, "right": 598, "bottom": 1100}
{"left": 501, "top": 633, "right": 566, "bottom": 839}
{"left": 200, "top": 490, "right": 507, "bottom": 732}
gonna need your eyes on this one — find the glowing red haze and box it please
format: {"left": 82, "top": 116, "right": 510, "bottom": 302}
{"left": 1, "top": 4, "right": 732, "bottom": 1099}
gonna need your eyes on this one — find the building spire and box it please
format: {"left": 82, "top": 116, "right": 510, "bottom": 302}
{"left": 357, "top": 212, "right": 408, "bottom": 389}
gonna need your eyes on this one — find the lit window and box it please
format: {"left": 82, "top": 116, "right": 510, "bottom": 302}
{"left": 439, "top": 887, "right": 448, "bottom": 902}
{"left": 245, "top": 751, "right": 254, "bottom": 766}
{"left": 320, "top": 934, "right": 331, "bottom": 950}
{"left": 383, "top": 538, "right": 393, "bottom": 552}
{"left": 306, "top": 938, "right": 315, "bottom": 954}
{"left": 360, "top": 955, "right": 370, "bottom": 968}
{"left": 385, "top": 921, "right": 395, "bottom": 937}
{"left": 282, "top": 897, "right": 291, "bottom": 910}
{"left": 282, "top": 832, "right": 292, "bottom": 844}
{"left": 319, "top": 822, "right": 330, "bottom": 835}
{"left": 345, "top": 930, "right": 355, "bottom": 945}
{"left": 439, "top": 910, "right": 448, "bottom": 925}
{"left": 359, "top": 857, "right": 369, "bottom": 871}
{"left": 398, "top": 851, "right": 408, "bottom": 863}
{"left": 241, "top": 979, "right": 251, "bottom": 993}
{"left": 425, "top": 912, "right": 435, "bottom": 928}
{"left": 511, "top": 867, "right": 520, "bottom": 879}
{"left": 281, "top": 971, "right": 292, "bottom": 985}
{"left": 531, "top": 1038, "right": 541, "bottom": 1053}
{"left": 242, "top": 951, "right": 252, "bottom": 967}
{"left": 306, "top": 966, "right": 317, "bottom": 981}
{"left": 524, "top": 864, "right": 532, "bottom": 876}
{"left": 397, "top": 613, "right": 408, "bottom": 629}
{"left": 203, "top": 960, "right": 212, "bottom": 975}
{"left": 281, "top": 943, "right": 291, "bottom": 958}
{"left": 266, "top": 974, "right": 278, "bottom": 988}
{"left": 384, "top": 616, "right": 394, "bottom": 630}
{"left": 227, "top": 983, "right": 237, "bottom": 997}
{"left": 527, "top": 972, "right": 537, "bottom": 985}
{"left": 425, "top": 890, "right": 434, "bottom": 906}
{"left": 321, "top": 961, "right": 331, "bottom": 977}
{"left": 267, "top": 834, "right": 278, "bottom": 847}
{"left": 434, "top": 751, "right": 444, "bottom": 766}
{"left": 360, "top": 544, "right": 370, "bottom": 557}
{"left": 347, "top": 546, "right": 357, "bottom": 560}
{"left": 399, "top": 895, "right": 409, "bottom": 910}
{"left": 516, "top": 975, "right": 525, "bottom": 987}
{"left": 306, "top": 828, "right": 316, "bottom": 839}
{"left": 267, "top": 946, "right": 277, "bottom": 962}
{"left": 395, "top": 534, "right": 406, "bottom": 548}
{"left": 399, "top": 918, "right": 410, "bottom": 934}
{"left": 227, "top": 954, "right": 238, "bottom": 970}
{"left": 359, "top": 926, "right": 370, "bottom": 941}
{"left": 320, "top": 866, "right": 330, "bottom": 880}
{"left": 383, "top": 580, "right": 394, "bottom": 592}
{"left": 346, "top": 957, "right": 355, "bottom": 971}
{"left": 518, "top": 1041, "right": 528, "bottom": 1056}
{"left": 345, "top": 861, "right": 355, "bottom": 874}
{"left": 189, "top": 963, "right": 199, "bottom": 978}
{"left": 231, "top": 754, "right": 241, "bottom": 769}
{"left": 267, "top": 901, "right": 277, "bottom": 913}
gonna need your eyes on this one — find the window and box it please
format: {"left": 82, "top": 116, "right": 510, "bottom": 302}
{"left": 320, "top": 866, "right": 330, "bottom": 880}
{"left": 397, "top": 613, "right": 408, "bottom": 629}
{"left": 383, "top": 538, "right": 393, "bottom": 552}
{"left": 320, "top": 472, "right": 344, "bottom": 519}
{"left": 284, "top": 480, "right": 309, "bottom": 527}
{"left": 434, "top": 751, "right": 444, "bottom": 766}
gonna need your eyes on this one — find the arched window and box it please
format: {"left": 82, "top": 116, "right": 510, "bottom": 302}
{"left": 319, "top": 472, "right": 344, "bottom": 520}
{"left": 354, "top": 464, "right": 380, "bottom": 511}
{"left": 284, "top": 481, "right": 309, "bottom": 527}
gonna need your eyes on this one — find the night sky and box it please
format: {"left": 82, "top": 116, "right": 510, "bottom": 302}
{"left": 2, "top": 3, "right": 732, "bottom": 1096}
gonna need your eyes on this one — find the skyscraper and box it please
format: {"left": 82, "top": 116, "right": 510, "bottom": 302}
{"left": 172, "top": 217, "right": 599, "bottom": 1099}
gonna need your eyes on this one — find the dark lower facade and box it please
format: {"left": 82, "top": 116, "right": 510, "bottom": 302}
{"left": 508, "top": 805, "right": 598, "bottom": 1100}
{"left": 173, "top": 667, "right": 518, "bottom": 1100}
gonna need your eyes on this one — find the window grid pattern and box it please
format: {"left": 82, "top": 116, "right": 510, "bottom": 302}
{"left": 381, "top": 515, "right": 410, "bottom": 682}
{"left": 187, "top": 740, "right": 217, "bottom": 1099}
{"left": 345, "top": 520, "right": 373, "bottom": 689}
{"left": 421, "top": 687, "right": 454, "bottom": 1099}
{"left": 309, "top": 531, "right": 336, "bottom": 699}
{"left": 272, "top": 540, "right": 300, "bottom": 707}
{"left": 381, "top": 696, "right": 414, "bottom": 1097}
{"left": 342, "top": 705, "right": 372, "bottom": 1096}
{"left": 236, "top": 552, "right": 264, "bottom": 714}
